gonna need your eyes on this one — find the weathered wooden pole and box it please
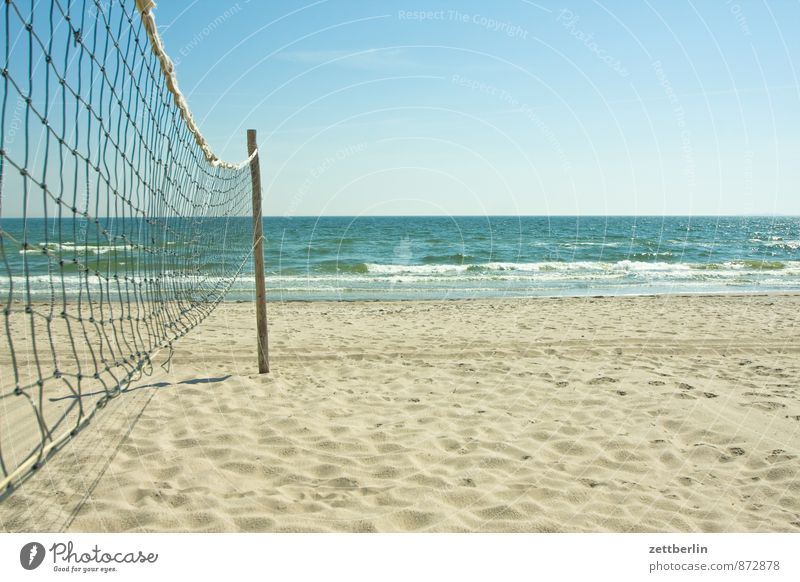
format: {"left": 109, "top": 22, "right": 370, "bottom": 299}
{"left": 248, "top": 129, "right": 269, "bottom": 373}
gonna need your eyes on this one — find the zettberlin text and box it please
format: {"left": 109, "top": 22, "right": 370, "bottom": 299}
{"left": 649, "top": 544, "right": 708, "bottom": 554}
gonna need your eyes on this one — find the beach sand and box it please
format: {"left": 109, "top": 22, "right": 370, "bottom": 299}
{"left": 1, "top": 293, "right": 799, "bottom": 532}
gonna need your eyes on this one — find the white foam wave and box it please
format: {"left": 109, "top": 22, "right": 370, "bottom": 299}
{"left": 4, "top": 260, "right": 800, "bottom": 297}
{"left": 19, "top": 241, "right": 143, "bottom": 255}
{"left": 365, "top": 260, "right": 699, "bottom": 275}
{"left": 364, "top": 263, "right": 471, "bottom": 275}
{"left": 765, "top": 240, "right": 800, "bottom": 250}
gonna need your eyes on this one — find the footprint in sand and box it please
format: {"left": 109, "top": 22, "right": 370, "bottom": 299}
{"left": 767, "top": 449, "right": 796, "bottom": 463}
{"left": 745, "top": 401, "right": 786, "bottom": 411}
{"left": 588, "top": 376, "right": 618, "bottom": 385}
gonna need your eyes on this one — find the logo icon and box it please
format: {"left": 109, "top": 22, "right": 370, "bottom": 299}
{"left": 20, "top": 542, "right": 46, "bottom": 570}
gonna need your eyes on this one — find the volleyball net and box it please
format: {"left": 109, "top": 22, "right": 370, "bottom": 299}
{"left": 0, "top": 0, "right": 258, "bottom": 492}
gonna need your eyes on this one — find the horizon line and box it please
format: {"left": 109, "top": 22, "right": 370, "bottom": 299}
{"left": 2, "top": 214, "right": 799, "bottom": 220}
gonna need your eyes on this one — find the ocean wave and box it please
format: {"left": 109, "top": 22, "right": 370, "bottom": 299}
{"left": 19, "top": 241, "right": 145, "bottom": 255}
{"left": 422, "top": 253, "right": 476, "bottom": 264}
{"left": 315, "top": 260, "right": 369, "bottom": 274}
{"left": 4, "top": 260, "right": 799, "bottom": 298}
{"left": 693, "top": 260, "right": 793, "bottom": 271}
{"left": 365, "top": 263, "right": 472, "bottom": 275}
{"left": 366, "top": 260, "right": 696, "bottom": 274}
{"left": 764, "top": 240, "right": 800, "bottom": 250}
{"left": 353, "top": 260, "right": 800, "bottom": 277}
{"left": 560, "top": 241, "right": 622, "bottom": 247}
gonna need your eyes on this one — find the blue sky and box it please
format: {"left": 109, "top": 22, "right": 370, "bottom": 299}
{"left": 5, "top": 1, "right": 800, "bottom": 216}
{"left": 152, "top": 0, "right": 800, "bottom": 216}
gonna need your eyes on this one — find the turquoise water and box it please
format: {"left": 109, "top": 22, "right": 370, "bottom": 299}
{"left": 2, "top": 216, "right": 799, "bottom": 301}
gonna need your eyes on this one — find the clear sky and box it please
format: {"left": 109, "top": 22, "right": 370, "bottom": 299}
{"left": 6, "top": 1, "right": 800, "bottom": 216}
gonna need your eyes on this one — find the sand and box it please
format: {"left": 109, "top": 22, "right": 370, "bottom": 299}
{"left": 1, "top": 293, "right": 799, "bottom": 532}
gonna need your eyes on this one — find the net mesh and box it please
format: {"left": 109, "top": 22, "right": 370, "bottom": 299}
{"left": 0, "top": 0, "right": 255, "bottom": 491}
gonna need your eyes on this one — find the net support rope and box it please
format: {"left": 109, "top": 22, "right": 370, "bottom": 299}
{"left": 135, "top": 0, "right": 255, "bottom": 171}
{"left": 0, "top": 0, "right": 260, "bottom": 493}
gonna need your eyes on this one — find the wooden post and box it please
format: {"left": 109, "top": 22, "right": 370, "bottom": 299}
{"left": 248, "top": 129, "right": 269, "bottom": 373}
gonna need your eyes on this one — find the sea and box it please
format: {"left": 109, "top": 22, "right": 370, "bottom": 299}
{"left": 2, "top": 216, "right": 799, "bottom": 301}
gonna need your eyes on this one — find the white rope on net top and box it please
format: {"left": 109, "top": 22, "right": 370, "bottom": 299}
{"left": 135, "top": 0, "right": 256, "bottom": 170}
